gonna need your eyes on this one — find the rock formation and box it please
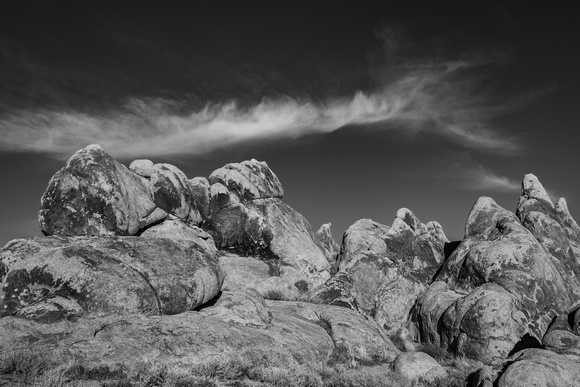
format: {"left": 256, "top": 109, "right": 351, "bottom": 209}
{"left": 3, "top": 144, "right": 580, "bottom": 386}
{"left": 311, "top": 209, "right": 448, "bottom": 335}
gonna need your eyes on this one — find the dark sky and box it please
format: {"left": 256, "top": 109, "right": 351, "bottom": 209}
{"left": 1, "top": 1, "right": 579, "bottom": 245}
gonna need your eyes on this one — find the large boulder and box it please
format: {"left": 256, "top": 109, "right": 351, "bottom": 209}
{"left": 0, "top": 236, "right": 223, "bottom": 320}
{"left": 203, "top": 160, "right": 330, "bottom": 292}
{"left": 313, "top": 209, "right": 447, "bottom": 334}
{"left": 497, "top": 349, "right": 580, "bottom": 387}
{"left": 39, "top": 144, "right": 159, "bottom": 237}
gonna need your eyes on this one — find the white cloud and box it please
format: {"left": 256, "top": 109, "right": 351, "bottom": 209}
{"left": 0, "top": 23, "right": 546, "bottom": 160}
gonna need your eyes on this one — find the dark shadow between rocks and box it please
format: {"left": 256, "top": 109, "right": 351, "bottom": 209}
{"left": 507, "top": 333, "right": 543, "bottom": 357}
{"left": 193, "top": 291, "right": 222, "bottom": 312}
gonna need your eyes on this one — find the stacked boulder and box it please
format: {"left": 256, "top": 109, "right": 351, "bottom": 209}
{"left": 203, "top": 160, "right": 331, "bottom": 295}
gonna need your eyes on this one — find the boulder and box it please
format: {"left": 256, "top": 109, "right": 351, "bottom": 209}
{"left": 39, "top": 144, "right": 157, "bottom": 237}
{"left": 516, "top": 173, "right": 580, "bottom": 299}
{"left": 129, "top": 159, "right": 154, "bottom": 178}
{"left": 204, "top": 160, "right": 330, "bottom": 291}
{"left": 439, "top": 282, "right": 528, "bottom": 365}
{"left": 542, "top": 309, "right": 580, "bottom": 358}
{"left": 412, "top": 281, "right": 463, "bottom": 346}
{"left": 140, "top": 218, "right": 217, "bottom": 255}
{"left": 393, "top": 352, "right": 447, "bottom": 382}
{"left": 208, "top": 159, "right": 284, "bottom": 200}
{"left": 189, "top": 177, "right": 211, "bottom": 219}
{"left": 436, "top": 196, "right": 571, "bottom": 339}
{"left": 497, "top": 349, "right": 580, "bottom": 387}
{"left": 150, "top": 163, "right": 200, "bottom": 224}
{"left": 0, "top": 236, "right": 223, "bottom": 320}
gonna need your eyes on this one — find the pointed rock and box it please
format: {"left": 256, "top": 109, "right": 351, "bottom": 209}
{"left": 516, "top": 175, "right": 580, "bottom": 299}
{"left": 315, "top": 223, "right": 340, "bottom": 270}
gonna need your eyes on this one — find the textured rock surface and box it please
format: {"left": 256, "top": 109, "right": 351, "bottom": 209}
{"left": 267, "top": 301, "right": 400, "bottom": 363}
{"left": 393, "top": 352, "right": 447, "bottom": 382}
{"left": 318, "top": 209, "right": 447, "bottom": 334}
{"left": 516, "top": 174, "right": 580, "bottom": 299}
{"left": 542, "top": 309, "right": 580, "bottom": 358}
{"left": 129, "top": 159, "right": 154, "bottom": 178}
{"left": 0, "top": 236, "right": 223, "bottom": 319}
{"left": 198, "top": 290, "right": 272, "bottom": 328}
{"left": 436, "top": 196, "right": 571, "bottom": 339}
{"left": 309, "top": 271, "right": 360, "bottom": 311}
{"left": 204, "top": 160, "right": 330, "bottom": 290}
{"left": 140, "top": 218, "right": 217, "bottom": 255}
{"left": 189, "top": 177, "right": 211, "bottom": 219}
{"left": 497, "top": 348, "right": 580, "bottom": 387}
{"left": 150, "top": 163, "right": 200, "bottom": 223}
{"left": 440, "top": 283, "right": 528, "bottom": 365}
{"left": 39, "top": 144, "right": 157, "bottom": 237}
{"left": 218, "top": 254, "right": 301, "bottom": 300}
{"left": 209, "top": 159, "right": 284, "bottom": 200}
{"left": 411, "top": 281, "right": 463, "bottom": 346}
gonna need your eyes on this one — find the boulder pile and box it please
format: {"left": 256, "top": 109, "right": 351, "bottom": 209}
{"left": 1, "top": 144, "right": 580, "bottom": 386}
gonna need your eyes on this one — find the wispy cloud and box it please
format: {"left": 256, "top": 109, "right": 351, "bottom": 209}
{"left": 0, "top": 23, "right": 547, "bottom": 160}
{"left": 436, "top": 155, "right": 520, "bottom": 193}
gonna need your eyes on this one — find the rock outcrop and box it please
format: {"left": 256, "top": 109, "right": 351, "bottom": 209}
{"left": 311, "top": 209, "right": 448, "bottom": 334}
{"left": 6, "top": 146, "right": 580, "bottom": 386}
{"left": 414, "top": 187, "right": 580, "bottom": 366}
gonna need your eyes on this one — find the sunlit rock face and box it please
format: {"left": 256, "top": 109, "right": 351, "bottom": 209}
{"left": 311, "top": 209, "right": 448, "bottom": 335}
{"left": 39, "top": 144, "right": 159, "bottom": 237}
{"left": 203, "top": 159, "right": 331, "bottom": 294}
